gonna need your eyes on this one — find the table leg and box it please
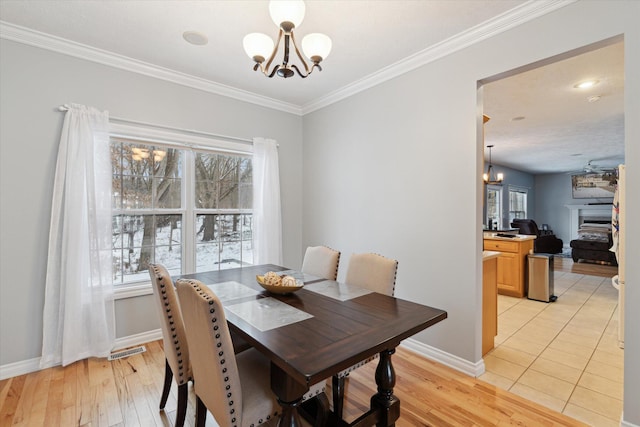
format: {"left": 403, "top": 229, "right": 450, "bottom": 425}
{"left": 271, "top": 362, "right": 307, "bottom": 427}
{"left": 371, "top": 348, "right": 400, "bottom": 427}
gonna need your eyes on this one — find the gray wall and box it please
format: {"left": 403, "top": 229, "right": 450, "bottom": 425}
{"left": 0, "top": 39, "right": 304, "bottom": 363}
{"left": 302, "top": 1, "right": 639, "bottom": 424}
{"left": 533, "top": 172, "right": 615, "bottom": 247}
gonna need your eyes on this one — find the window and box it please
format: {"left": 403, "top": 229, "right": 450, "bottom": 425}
{"left": 485, "top": 185, "right": 502, "bottom": 229}
{"left": 110, "top": 137, "right": 252, "bottom": 286}
{"left": 508, "top": 187, "right": 528, "bottom": 224}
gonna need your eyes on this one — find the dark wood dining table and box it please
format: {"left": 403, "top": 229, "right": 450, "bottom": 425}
{"left": 177, "top": 264, "right": 447, "bottom": 427}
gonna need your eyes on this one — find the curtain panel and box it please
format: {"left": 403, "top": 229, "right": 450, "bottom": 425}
{"left": 252, "top": 138, "right": 283, "bottom": 265}
{"left": 41, "top": 104, "right": 115, "bottom": 368}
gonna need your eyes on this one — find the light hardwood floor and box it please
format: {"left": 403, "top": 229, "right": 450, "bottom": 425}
{"left": 0, "top": 339, "right": 589, "bottom": 426}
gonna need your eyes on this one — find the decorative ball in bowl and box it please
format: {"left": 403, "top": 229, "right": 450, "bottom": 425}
{"left": 256, "top": 272, "right": 303, "bottom": 294}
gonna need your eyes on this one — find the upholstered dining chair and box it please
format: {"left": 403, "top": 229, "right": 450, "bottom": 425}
{"left": 333, "top": 252, "right": 399, "bottom": 419}
{"left": 301, "top": 245, "right": 341, "bottom": 280}
{"left": 148, "top": 264, "right": 192, "bottom": 427}
{"left": 175, "top": 278, "right": 329, "bottom": 427}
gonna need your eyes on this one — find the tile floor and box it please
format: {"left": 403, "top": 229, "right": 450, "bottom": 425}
{"left": 479, "top": 269, "right": 624, "bottom": 426}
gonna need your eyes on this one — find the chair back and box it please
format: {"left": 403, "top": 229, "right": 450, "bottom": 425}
{"left": 176, "top": 279, "right": 243, "bottom": 427}
{"left": 511, "top": 219, "right": 540, "bottom": 236}
{"left": 345, "top": 253, "right": 398, "bottom": 296}
{"left": 301, "top": 245, "right": 341, "bottom": 280}
{"left": 148, "top": 264, "right": 191, "bottom": 385}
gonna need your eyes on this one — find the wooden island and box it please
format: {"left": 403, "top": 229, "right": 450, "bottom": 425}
{"left": 483, "top": 234, "right": 535, "bottom": 298}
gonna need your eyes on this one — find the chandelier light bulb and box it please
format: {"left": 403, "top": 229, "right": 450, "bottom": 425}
{"left": 243, "top": 33, "right": 275, "bottom": 62}
{"left": 302, "top": 33, "right": 332, "bottom": 62}
{"left": 269, "top": 0, "right": 305, "bottom": 30}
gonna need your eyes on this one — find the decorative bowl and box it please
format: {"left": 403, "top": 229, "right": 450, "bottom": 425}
{"left": 256, "top": 274, "right": 303, "bottom": 295}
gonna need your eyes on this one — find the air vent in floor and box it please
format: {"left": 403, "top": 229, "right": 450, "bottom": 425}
{"left": 108, "top": 345, "right": 147, "bottom": 361}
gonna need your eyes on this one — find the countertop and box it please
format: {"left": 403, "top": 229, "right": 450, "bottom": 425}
{"left": 483, "top": 250, "right": 501, "bottom": 260}
{"left": 483, "top": 233, "right": 536, "bottom": 242}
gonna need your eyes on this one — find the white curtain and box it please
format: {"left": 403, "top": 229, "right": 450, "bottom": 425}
{"left": 41, "top": 104, "right": 115, "bottom": 368}
{"left": 252, "top": 138, "right": 283, "bottom": 265}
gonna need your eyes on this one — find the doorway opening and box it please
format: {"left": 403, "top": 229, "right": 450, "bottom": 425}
{"left": 478, "top": 36, "right": 625, "bottom": 423}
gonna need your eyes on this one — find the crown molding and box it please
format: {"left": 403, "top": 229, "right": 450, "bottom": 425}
{"left": 1, "top": 0, "right": 573, "bottom": 117}
{"left": 301, "top": 0, "right": 576, "bottom": 115}
{"left": 0, "top": 21, "right": 303, "bottom": 116}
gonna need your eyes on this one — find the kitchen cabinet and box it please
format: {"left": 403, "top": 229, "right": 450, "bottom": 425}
{"left": 483, "top": 235, "right": 535, "bottom": 298}
{"left": 482, "top": 251, "right": 499, "bottom": 355}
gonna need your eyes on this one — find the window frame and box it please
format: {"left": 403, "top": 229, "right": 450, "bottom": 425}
{"left": 485, "top": 184, "right": 503, "bottom": 229}
{"left": 508, "top": 186, "right": 528, "bottom": 225}
{"left": 109, "top": 122, "right": 253, "bottom": 299}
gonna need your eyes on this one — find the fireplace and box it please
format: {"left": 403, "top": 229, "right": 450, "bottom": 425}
{"left": 565, "top": 204, "right": 612, "bottom": 241}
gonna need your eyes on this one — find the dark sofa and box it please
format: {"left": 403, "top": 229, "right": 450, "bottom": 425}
{"left": 511, "top": 219, "right": 563, "bottom": 254}
{"left": 570, "top": 222, "right": 617, "bottom": 265}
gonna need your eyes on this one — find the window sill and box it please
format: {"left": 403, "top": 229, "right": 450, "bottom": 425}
{"left": 114, "top": 283, "right": 153, "bottom": 300}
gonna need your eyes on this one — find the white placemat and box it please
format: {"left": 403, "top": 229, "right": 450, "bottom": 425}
{"left": 277, "top": 269, "right": 323, "bottom": 283}
{"left": 225, "top": 297, "right": 313, "bottom": 332}
{"left": 304, "top": 280, "right": 372, "bottom": 301}
{"left": 206, "top": 281, "right": 260, "bottom": 303}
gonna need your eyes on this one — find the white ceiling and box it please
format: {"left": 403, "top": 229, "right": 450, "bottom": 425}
{"left": 0, "top": 0, "right": 625, "bottom": 174}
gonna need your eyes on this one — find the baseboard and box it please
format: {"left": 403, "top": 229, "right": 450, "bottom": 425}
{"left": 0, "top": 329, "right": 162, "bottom": 381}
{"left": 113, "top": 329, "right": 162, "bottom": 351}
{"left": 401, "top": 338, "right": 485, "bottom": 377}
{"left": 621, "top": 415, "right": 640, "bottom": 427}
{"left": 0, "top": 357, "right": 42, "bottom": 381}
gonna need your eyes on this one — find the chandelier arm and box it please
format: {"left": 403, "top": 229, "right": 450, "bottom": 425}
{"left": 267, "top": 64, "right": 281, "bottom": 78}
{"left": 290, "top": 64, "right": 310, "bottom": 78}
{"left": 289, "top": 31, "right": 311, "bottom": 74}
{"left": 264, "top": 29, "right": 284, "bottom": 74}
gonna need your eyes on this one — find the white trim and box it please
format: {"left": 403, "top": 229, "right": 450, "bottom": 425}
{"left": 112, "top": 329, "right": 162, "bottom": 352}
{"left": 401, "top": 338, "right": 485, "bottom": 378}
{"left": 0, "top": 357, "right": 41, "bottom": 381}
{"left": 0, "top": 329, "right": 162, "bottom": 380}
{"left": 114, "top": 282, "right": 153, "bottom": 299}
{"left": 301, "top": 0, "right": 575, "bottom": 114}
{"left": 621, "top": 417, "right": 639, "bottom": 427}
{"left": 0, "top": 21, "right": 301, "bottom": 116}
{"left": 1, "top": 1, "right": 573, "bottom": 117}
{"left": 110, "top": 122, "right": 253, "bottom": 155}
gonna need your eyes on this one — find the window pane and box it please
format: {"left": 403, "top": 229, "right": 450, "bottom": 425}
{"left": 122, "top": 176, "right": 153, "bottom": 209}
{"left": 486, "top": 187, "right": 502, "bottom": 227}
{"left": 196, "top": 242, "right": 219, "bottom": 272}
{"left": 152, "top": 149, "right": 182, "bottom": 208}
{"left": 194, "top": 153, "right": 251, "bottom": 209}
{"left": 219, "top": 241, "right": 242, "bottom": 269}
{"left": 155, "top": 214, "right": 182, "bottom": 265}
{"left": 219, "top": 180, "right": 239, "bottom": 209}
{"left": 508, "top": 189, "right": 527, "bottom": 223}
{"left": 195, "top": 152, "right": 219, "bottom": 209}
{"left": 154, "top": 177, "right": 182, "bottom": 208}
{"left": 239, "top": 183, "right": 252, "bottom": 209}
{"left": 195, "top": 213, "right": 252, "bottom": 272}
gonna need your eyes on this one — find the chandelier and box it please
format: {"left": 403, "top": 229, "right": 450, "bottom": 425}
{"left": 243, "top": 0, "right": 332, "bottom": 78}
{"left": 483, "top": 145, "right": 504, "bottom": 185}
